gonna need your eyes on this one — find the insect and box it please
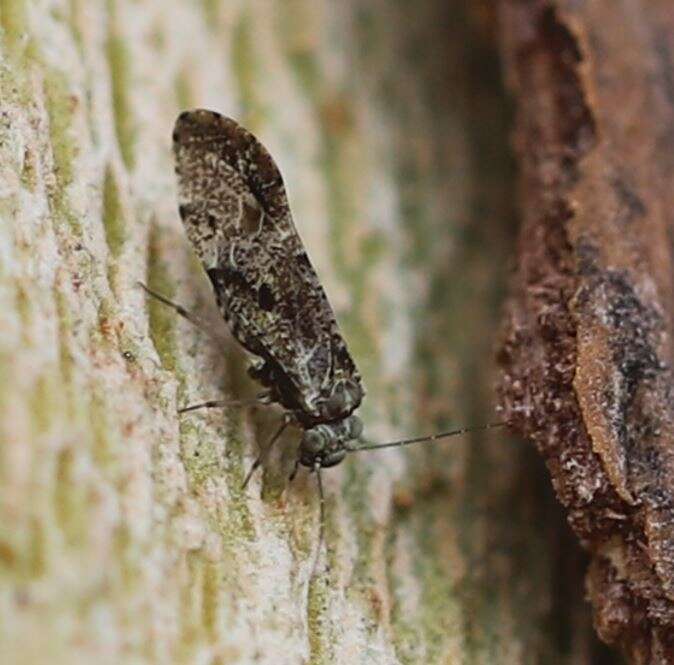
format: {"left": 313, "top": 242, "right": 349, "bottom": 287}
{"left": 141, "top": 109, "right": 500, "bottom": 562}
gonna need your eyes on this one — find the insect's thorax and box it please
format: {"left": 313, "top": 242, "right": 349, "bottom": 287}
{"left": 249, "top": 358, "right": 364, "bottom": 427}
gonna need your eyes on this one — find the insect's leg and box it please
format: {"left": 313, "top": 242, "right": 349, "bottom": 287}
{"left": 137, "top": 281, "right": 214, "bottom": 338}
{"left": 289, "top": 459, "right": 301, "bottom": 482}
{"left": 242, "top": 414, "right": 292, "bottom": 489}
{"left": 178, "top": 392, "right": 271, "bottom": 414}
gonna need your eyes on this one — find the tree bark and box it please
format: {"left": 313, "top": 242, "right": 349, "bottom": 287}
{"left": 1, "top": 1, "right": 610, "bottom": 663}
{"left": 498, "top": 1, "right": 674, "bottom": 663}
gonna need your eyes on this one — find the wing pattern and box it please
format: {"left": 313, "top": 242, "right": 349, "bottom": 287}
{"left": 173, "top": 110, "right": 363, "bottom": 420}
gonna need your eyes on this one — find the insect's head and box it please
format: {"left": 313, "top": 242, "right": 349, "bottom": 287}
{"left": 298, "top": 415, "right": 363, "bottom": 468}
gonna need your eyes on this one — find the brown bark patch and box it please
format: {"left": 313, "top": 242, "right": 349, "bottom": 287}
{"left": 498, "top": 1, "right": 674, "bottom": 661}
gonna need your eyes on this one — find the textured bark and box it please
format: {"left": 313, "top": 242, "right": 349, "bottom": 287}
{"left": 1, "top": 1, "right": 610, "bottom": 664}
{"left": 498, "top": 1, "right": 674, "bottom": 663}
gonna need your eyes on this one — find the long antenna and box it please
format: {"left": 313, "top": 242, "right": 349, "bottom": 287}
{"left": 350, "top": 421, "right": 505, "bottom": 453}
{"left": 310, "top": 463, "right": 326, "bottom": 579}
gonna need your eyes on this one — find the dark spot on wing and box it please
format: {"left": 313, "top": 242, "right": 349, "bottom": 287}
{"left": 297, "top": 253, "right": 311, "bottom": 268}
{"left": 258, "top": 283, "right": 275, "bottom": 311}
{"left": 241, "top": 200, "right": 263, "bottom": 235}
{"left": 334, "top": 344, "right": 355, "bottom": 370}
{"left": 207, "top": 266, "right": 249, "bottom": 292}
{"left": 206, "top": 267, "right": 227, "bottom": 290}
{"left": 206, "top": 213, "right": 218, "bottom": 230}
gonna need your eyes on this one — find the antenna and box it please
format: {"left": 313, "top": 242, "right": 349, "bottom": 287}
{"left": 310, "top": 463, "right": 326, "bottom": 579}
{"left": 349, "top": 421, "right": 505, "bottom": 453}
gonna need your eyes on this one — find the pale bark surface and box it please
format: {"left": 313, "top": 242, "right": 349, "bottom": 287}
{"left": 1, "top": 2, "right": 608, "bottom": 664}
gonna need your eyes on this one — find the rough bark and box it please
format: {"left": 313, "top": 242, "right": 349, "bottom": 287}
{"left": 1, "top": 1, "right": 609, "bottom": 664}
{"left": 498, "top": 1, "right": 674, "bottom": 663}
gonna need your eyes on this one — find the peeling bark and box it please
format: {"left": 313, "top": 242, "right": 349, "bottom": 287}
{"left": 498, "top": 1, "right": 674, "bottom": 661}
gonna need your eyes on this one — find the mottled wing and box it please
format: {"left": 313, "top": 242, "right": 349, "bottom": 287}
{"left": 172, "top": 109, "right": 362, "bottom": 418}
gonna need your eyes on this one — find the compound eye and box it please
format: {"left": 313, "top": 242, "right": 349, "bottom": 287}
{"left": 320, "top": 449, "right": 347, "bottom": 468}
{"left": 302, "top": 428, "right": 325, "bottom": 454}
